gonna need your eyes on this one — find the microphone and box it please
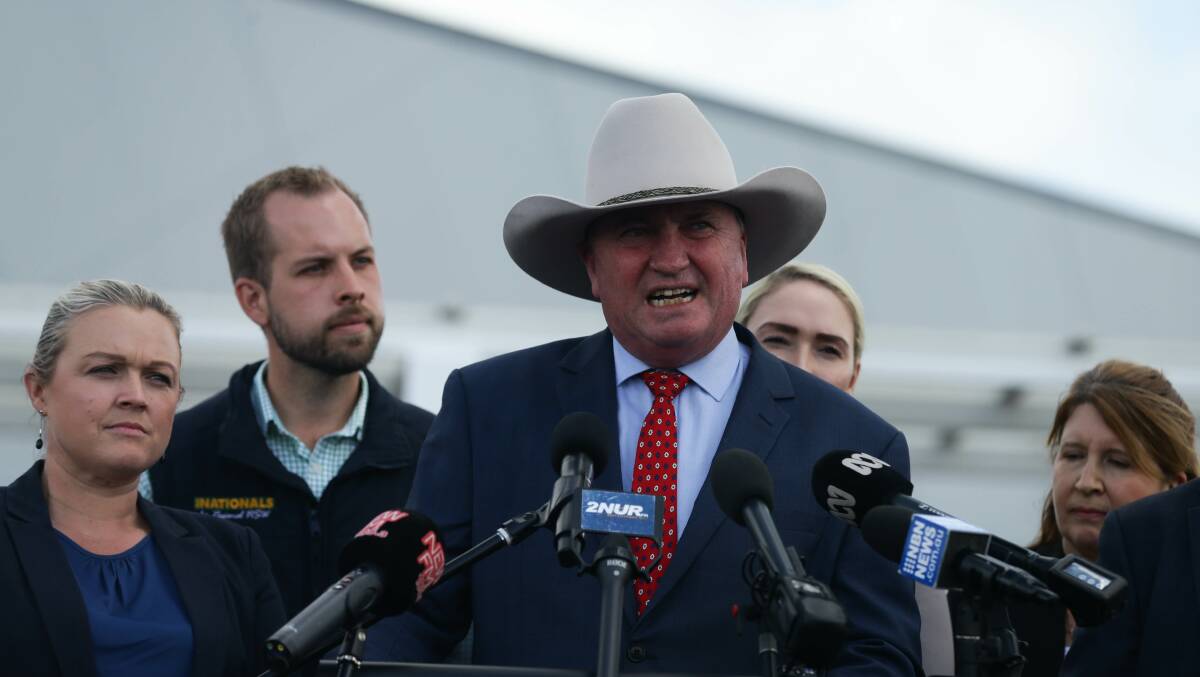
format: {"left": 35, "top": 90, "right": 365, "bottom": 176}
{"left": 862, "top": 505, "right": 1057, "bottom": 603}
{"left": 712, "top": 449, "right": 847, "bottom": 668}
{"left": 264, "top": 510, "right": 444, "bottom": 671}
{"left": 549, "top": 411, "right": 612, "bottom": 567}
{"left": 811, "top": 449, "right": 1127, "bottom": 625}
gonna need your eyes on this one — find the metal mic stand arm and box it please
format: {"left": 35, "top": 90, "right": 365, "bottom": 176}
{"left": 441, "top": 503, "right": 550, "bottom": 580}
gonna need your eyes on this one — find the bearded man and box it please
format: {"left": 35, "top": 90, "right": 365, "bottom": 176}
{"left": 144, "top": 166, "right": 434, "bottom": 618}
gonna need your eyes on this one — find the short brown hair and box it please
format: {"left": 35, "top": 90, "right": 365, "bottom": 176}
{"left": 1032, "top": 359, "right": 1198, "bottom": 550}
{"left": 221, "top": 166, "right": 368, "bottom": 286}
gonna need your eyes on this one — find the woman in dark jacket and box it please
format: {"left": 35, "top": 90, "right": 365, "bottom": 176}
{"left": 1011, "top": 359, "right": 1198, "bottom": 676}
{"left": 0, "top": 279, "right": 284, "bottom": 677}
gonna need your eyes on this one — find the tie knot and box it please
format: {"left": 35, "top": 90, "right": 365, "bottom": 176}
{"left": 641, "top": 370, "right": 689, "bottom": 400}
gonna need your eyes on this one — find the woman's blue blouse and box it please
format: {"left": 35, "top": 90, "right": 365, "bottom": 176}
{"left": 56, "top": 531, "right": 194, "bottom": 677}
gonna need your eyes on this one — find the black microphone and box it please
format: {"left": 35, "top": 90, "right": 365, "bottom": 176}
{"left": 811, "top": 449, "right": 1126, "bottom": 625}
{"left": 712, "top": 449, "right": 847, "bottom": 668}
{"left": 862, "top": 505, "right": 1057, "bottom": 603}
{"left": 549, "top": 411, "right": 612, "bottom": 567}
{"left": 264, "top": 510, "right": 444, "bottom": 671}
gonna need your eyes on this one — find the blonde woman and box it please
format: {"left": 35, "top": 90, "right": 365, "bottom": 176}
{"left": 0, "top": 280, "right": 283, "bottom": 676}
{"left": 738, "top": 263, "right": 864, "bottom": 392}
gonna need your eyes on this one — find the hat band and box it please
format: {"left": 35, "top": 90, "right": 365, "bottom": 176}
{"left": 596, "top": 186, "right": 716, "bottom": 207}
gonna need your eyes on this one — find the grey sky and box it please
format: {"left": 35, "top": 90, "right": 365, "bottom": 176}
{"left": 365, "top": 0, "right": 1200, "bottom": 234}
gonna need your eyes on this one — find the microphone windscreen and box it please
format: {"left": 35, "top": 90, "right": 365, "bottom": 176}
{"left": 711, "top": 448, "right": 774, "bottom": 525}
{"left": 861, "top": 505, "right": 916, "bottom": 563}
{"left": 811, "top": 449, "right": 914, "bottom": 526}
{"left": 338, "top": 510, "right": 443, "bottom": 616}
{"left": 550, "top": 411, "right": 612, "bottom": 475}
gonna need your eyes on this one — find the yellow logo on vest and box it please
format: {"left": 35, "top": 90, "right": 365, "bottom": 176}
{"left": 194, "top": 496, "right": 275, "bottom": 520}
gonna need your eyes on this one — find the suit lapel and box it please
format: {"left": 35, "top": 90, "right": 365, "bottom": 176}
{"left": 6, "top": 463, "right": 98, "bottom": 677}
{"left": 141, "top": 500, "right": 225, "bottom": 677}
{"left": 556, "top": 330, "right": 623, "bottom": 492}
{"left": 555, "top": 331, "right": 643, "bottom": 623}
{"left": 642, "top": 328, "right": 794, "bottom": 619}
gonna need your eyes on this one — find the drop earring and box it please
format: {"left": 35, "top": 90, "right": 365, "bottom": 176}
{"left": 35, "top": 411, "right": 45, "bottom": 450}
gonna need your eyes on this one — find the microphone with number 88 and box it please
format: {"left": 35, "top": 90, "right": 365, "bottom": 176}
{"left": 810, "top": 449, "right": 1126, "bottom": 625}
{"left": 263, "top": 510, "right": 444, "bottom": 673}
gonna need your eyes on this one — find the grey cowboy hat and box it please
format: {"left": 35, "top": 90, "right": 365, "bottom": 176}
{"left": 503, "top": 92, "right": 826, "bottom": 300}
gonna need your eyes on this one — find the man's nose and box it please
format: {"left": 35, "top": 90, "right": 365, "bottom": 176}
{"left": 334, "top": 260, "right": 367, "bottom": 303}
{"left": 648, "top": 229, "right": 689, "bottom": 273}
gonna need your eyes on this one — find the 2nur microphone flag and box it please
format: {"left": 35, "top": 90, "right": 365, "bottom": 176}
{"left": 578, "top": 489, "right": 664, "bottom": 542}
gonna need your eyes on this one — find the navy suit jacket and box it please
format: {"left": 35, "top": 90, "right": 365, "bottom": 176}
{"left": 1063, "top": 479, "right": 1200, "bottom": 676}
{"left": 0, "top": 461, "right": 285, "bottom": 677}
{"left": 375, "top": 326, "right": 921, "bottom": 675}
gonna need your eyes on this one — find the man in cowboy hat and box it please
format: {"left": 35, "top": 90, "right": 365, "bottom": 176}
{"left": 376, "top": 93, "right": 921, "bottom": 674}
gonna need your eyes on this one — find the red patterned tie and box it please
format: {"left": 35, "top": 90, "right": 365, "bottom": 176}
{"left": 631, "top": 369, "right": 689, "bottom": 615}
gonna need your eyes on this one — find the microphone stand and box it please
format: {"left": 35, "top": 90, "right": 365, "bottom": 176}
{"left": 333, "top": 625, "right": 367, "bottom": 677}
{"left": 579, "top": 534, "right": 648, "bottom": 677}
{"left": 945, "top": 552, "right": 1059, "bottom": 677}
{"left": 947, "top": 588, "right": 1025, "bottom": 677}
{"left": 442, "top": 506, "right": 548, "bottom": 579}
{"left": 733, "top": 547, "right": 841, "bottom": 677}
{"left": 438, "top": 479, "right": 578, "bottom": 578}
{"left": 757, "top": 632, "right": 779, "bottom": 677}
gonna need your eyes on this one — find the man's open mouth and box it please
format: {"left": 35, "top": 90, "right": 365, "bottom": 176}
{"left": 647, "top": 288, "right": 697, "bottom": 307}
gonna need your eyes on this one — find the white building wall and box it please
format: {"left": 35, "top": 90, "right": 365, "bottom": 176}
{"left": 2, "top": 0, "right": 1198, "bottom": 543}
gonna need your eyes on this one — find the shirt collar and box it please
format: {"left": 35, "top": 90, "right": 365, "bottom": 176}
{"left": 612, "top": 326, "right": 742, "bottom": 402}
{"left": 250, "top": 361, "right": 369, "bottom": 441}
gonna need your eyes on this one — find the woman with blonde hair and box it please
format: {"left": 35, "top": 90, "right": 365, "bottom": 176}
{"left": 0, "top": 280, "right": 284, "bottom": 676}
{"left": 1011, "top": 359, "right": 1197, "bottom": 676}
{"left": 738, "top": 262, "right": 864, "bottom": 392}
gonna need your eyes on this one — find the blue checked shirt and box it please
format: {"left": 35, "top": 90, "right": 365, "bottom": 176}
{"left": 139, "top": 362, "right": 368, "bottom": 501}
{"left": 247, "top": 362, "right": 368, "bottom": 501}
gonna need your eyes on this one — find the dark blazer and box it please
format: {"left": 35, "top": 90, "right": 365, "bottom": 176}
{"left": 1062, "top": 479, "right": 1200, "bottom": 676}
{"left": 0, "top": 461, "right": 286, "bottom": 677}
{"left": 373, "top": 326, "right": 921, "bottom": 675}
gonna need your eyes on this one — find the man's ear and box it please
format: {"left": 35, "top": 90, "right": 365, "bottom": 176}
{"left": 739, "top": 230, "right": 749, "bottom": 287}
{"left": 234, "top": 277, "right": 270, "bottom": 328}
{"left": 579, "top": 243, "right": 602, "bottom": 301}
